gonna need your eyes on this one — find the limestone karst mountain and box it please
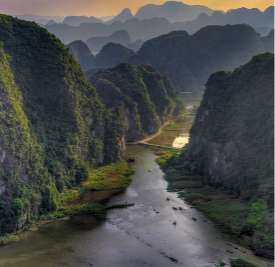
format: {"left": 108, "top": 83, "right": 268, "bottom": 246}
{"left": 0, "top": 15, "right": 179, "bottom": 234}
{"left": 178, "top": 6, "right": 274, "bottom": 35}
{"left": 94, "top": 43, "right": 135, "bottom": 69}
{"left": 109, "top": 8, "right": 133, "bottom": 23}
{"left": 89, "top": 64, "right": 177, "bottom": 141}
{"left": 164, "top": 53, "right": 274, "bottom": 258}
{"left": 135, "top": 1, "right": 213, "bottom": 22}
{"left": 131, "top": 24, "right": 274, "bottom": 92}
{"left": 45, "top": 3, "right": 274, "bottom": 44}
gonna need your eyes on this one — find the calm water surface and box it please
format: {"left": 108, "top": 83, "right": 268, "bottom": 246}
{"left": 0, "top": 146, "right": 272, "bottom": 267}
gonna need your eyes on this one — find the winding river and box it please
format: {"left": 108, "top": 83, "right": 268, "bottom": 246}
{"left": 0, "top": 145, "right": 272, "bottom": 267}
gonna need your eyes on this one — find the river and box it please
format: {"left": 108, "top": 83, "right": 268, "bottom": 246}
{"left": 0, "top": 145, "right": 272, "bottom": 267}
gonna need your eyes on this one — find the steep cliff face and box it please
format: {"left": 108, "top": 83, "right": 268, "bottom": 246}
{"left": 89, "top": 64, "right": 177, "bottom": 142}
{"left": 131, "top": 25, "right": 273, "bottom": 92}
{"left": 0, "top": 15, "right": 123, "bottom": 233}
{"left": 185, "top": 53, "right": 274, "bottom": 197}
{"left": 179, "top": 53, "right": 274, "bottom": 257}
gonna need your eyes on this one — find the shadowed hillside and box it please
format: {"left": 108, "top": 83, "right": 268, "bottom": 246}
{"left": 163, "top": 53, "right": 274, "bottom": 258}
{"left": 67, "top": 40, "right": 96, "bottom": 70}
{"left": 131, "top": 25, "right": 273, "bottom": 92}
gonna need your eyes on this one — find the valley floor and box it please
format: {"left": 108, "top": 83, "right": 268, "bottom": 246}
{"left": 0, "top": 145, "right": 271, "bottom": 267}
{"left": 0, "top": 98, "right": 272, "bottom": 267}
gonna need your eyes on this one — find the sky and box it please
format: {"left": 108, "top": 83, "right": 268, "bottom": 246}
{"left": 1, "top": 0, "right": 273, "bottom": 16}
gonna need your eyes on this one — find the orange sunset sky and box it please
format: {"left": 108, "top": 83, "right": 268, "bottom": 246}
{"left": 1, "top": 0, "right": 274, "bottom": 16}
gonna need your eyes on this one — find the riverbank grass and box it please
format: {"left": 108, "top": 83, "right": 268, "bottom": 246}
{"left": 155, "top": 148, "right": 180, "bottom": 167}
{"left": 41, "top": 160, "right": 134, "bottom": 220}
{"left": 155, "top": 150, "right": 274, "bottom": 259}
{"left": 0, "top": 160, "right": 134, "bottom": 246}
{"left": 83, "top": 161, "right": 133, "bottom": 191}
{"left": 0, "top": 233, "right": 20, "bottom": 246}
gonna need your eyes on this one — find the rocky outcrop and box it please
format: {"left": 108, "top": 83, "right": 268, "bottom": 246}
{"left": 89, "top": 64, "right": 177, "bottom": 141}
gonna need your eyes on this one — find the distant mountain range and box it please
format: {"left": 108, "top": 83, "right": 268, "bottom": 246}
{"left": 46, "top": 17, "right": 173, "bottom": 44}
{"left": 135, "top": 1, "right": 213, "bottom": 22}
{"left": 17, "top": 1, "right": 274, "bottom": 41}
{"left": 108, "top": 8, "right": 133, "bottom": 23}
{"left": 45, "top": 4, "right": 274, "bottom": 45}
{"left": 63, "top": 16, "right": 102, "bottom": 26}
{"left": 131, "top": 25, "right": 274, "bottom": 92}
{"left": 16, "top": 15, "right": 64, "bottom": 25}
{"left": 68, "top": 24, "right": 274, "bottom": 93}
{"left": 177, "top": 6, "right": 274, "bottom": 35}
{"left": 86, "top": 30, "right": 131, "bottom": 53}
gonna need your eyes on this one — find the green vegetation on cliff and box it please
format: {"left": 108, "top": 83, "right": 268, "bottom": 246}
{"left": 89, "top": 63, "right": 178, "bottom": 141}
{"left": 0, "top": 45, "right": 54, "bottom": 233}
{"left": 159, "top": 53, "right": 274, "bottom": 258}
{"left": 0, "top": 15, "right": 124, "bottom": 234}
